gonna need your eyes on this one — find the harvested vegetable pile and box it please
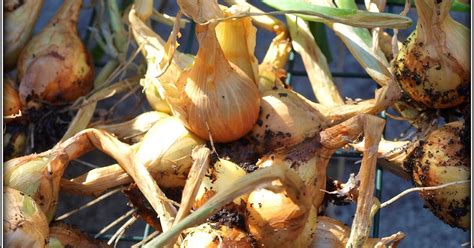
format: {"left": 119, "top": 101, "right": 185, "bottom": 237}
{"left": 3, "top": 0, "right": 470, "bottom": 247}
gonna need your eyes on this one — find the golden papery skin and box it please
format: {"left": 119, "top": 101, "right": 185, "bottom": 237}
{"left": 181, "top": 223, "right": 254, "bottom": 248}
{"left": 245, "top": 136, "right": 328, "bottom": 247}
{"left": 312, "top": 216, "right": 397, "bottom": 247}
{"left": 4, "top": 155, "right": 64, "bottom": 222}
{"left": 409, "top": 121, "right": 470, "bottom": 229}
{"left": 180, "top": 74, "right": 260, "bottom": 143}
{"left": 145, "top": 83, "right": 172, "bottom": 114}
{"left": 246, "top": 186, "right": 309, "bottom": 247}
{"left": 177, "top": 25, "right": 260, "bottom": 143}
{"left": 136, "top": 117, "right": 205, "bottom": 188}
{"left": 17, "top": 0, "right": 93, "bottom": 105}
{"left": 216, "top": 8, "right": 259, "bottom": 83}
{"left": 4, "top": 0, "right": 44, "bottom": 70}
{"left": 4, "top": 187, "right": 49, "bottom": 248}
{"left": 194, "top": 159, "right": 247, "bottom": 209}
{"left": 48, "top": 222, "right": 110, "bottom": 248}
{"left": 394, "top": 26, "right": 469, "bottom": 109}
{"left": 248, "top": 87, "right": 329, "bottom": 154}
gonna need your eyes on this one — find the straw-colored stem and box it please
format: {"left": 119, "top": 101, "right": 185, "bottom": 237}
{"left": 61, "top": 129, "right": 177, "bottom": 232}
{"left": 310, "top": 75, "right": 401, "bottom": 125}
{"left": 144, "top": 163, "right": 306, "bottom": 247}
{"left": 319, "top": 114, "right": 385, "bottom": 247}
{"left": 60, "top": 165, "right": 131, "bottom": 196}
{"left": 94, "top": 111, "right": 169, "bottom": 140}
{"left": 287, "top": 14, "right": 344, "bottom": 107}
{"left": 168, "top": 146, "right": 211, "bottom": 247}
{"left": 134, "top": 0, "right": 154, "bottom": 21}
{"left": 225, "top": 0, "right": 288, "bottom": 34}
{"left": 352, "top": 139, "right": 412, "bottom": 179}
{"left": 338, "top": 116, "right": 385, "bottom": 248}
{"left": 173, "top": 146, "right": 211, "bottom": 225}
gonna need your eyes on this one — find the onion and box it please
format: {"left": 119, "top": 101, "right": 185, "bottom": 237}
{"left": 170, "top": 23, "right": 261, "bottom": 142}
{"left": 94, "top": 111, "right": 170, "bottom": 144}
{"left": 246, "top": 136, "right": 325, "bottom": 247}
{"left": 48, "top": 222, "right": 110, "bottom": 248}
{"left": 313, "top": 216, "right": 405, "bottom": 247}
{"left": 17, "top": 0, "right": 94, "bottom": 106}
{"left": 181, "top": 223, "right": 255, "bottom": 248}
{"left": 194, "top": 159, "right": 247, "bottom": 209}
{"left": 3, "top": 79, "right": 22, "bottom": 122}
{"left": 406, "top": 121, "right": 470, "bottom": 229}
{"left": 4, "top": 155, "right": 64, "bottom": 221}
{"left": 135, "top": 117, "right": 205, "bottom": 186}
{"left": 216, "top": 6, "right": 259, "bottom": 83}
{"left": 4, "top": 0, "right": 44, "bottom": 70}
{"left": 4, "top": 187, "right": 49, "bottom": 248}
{"left": 246, "top": 184, "right": 314, "bottom": 247}
{"left": 394, "top": 0, "right": 470, "bottom": 108}
{"left": 248, "top": 87, "right": 329, "bottom": 154}
{"left": 61, "top": 117, "right": 205, "bottom": 196}
{"left": 145, "top": 83, "right": 173, "bottom": 114}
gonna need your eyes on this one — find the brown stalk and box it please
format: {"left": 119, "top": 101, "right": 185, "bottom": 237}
{"left": 167, "top": 146, "right": 211, "bottom": 247}
{"left": 173, "top": 146, "right": 211, "bottom": 225}
{"left": 59, "top": 129, "right": 177, "bottom": 232}
{"left": 143, "top": 163, "right": 306, "bottom": 247}
{"left": 351, "top": 139, "right": 413, "bottom": 179}
{"left": 320, "top": 114, "right": 385, "bottom": 247}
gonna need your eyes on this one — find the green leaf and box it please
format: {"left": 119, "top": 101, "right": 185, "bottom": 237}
{"left": 308, "top": 22, "right": 332, "bottom": 63}
{"left": 262, "top": 0, "right": 412, "bottom": 29}
{"left": 451, "top": 1, "right": 470, "bottom": 12}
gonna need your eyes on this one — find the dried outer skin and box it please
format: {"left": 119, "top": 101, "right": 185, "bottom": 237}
{"left": 61, "top": 117, "right": 205, "bottom": 197}
{"left": 313, "top": 216, "right": 404, "bottom": 247}
{"left": 95, "top": 111, "right": 170, "bottom": 143}
{"left": 48, "top": 222, "right": 111, "bottom": 248}
{"left": 246, "top": 136, "right": 325, "bottom": 247}
{"left": 409, "top": 121, "right": 470, "bottom": 229}
{"left": 394, "top": 14, "right": 470, "bottom": 109}
{"left": 4, "top": 187, "right": 49, "bottom": 248}
{"left": 181, "top": 223, "right": 255, "bottom": 248}
{"left": 145, "top": 83, "right": 173, "bottom": 114}
{"left": 194, "top": 159, "right": 247, "bottom": 209}
{"left": 136, "top": 117, "right": 205, "bottom": 187}
{"left": 246, "top": 185, "right": 310, "bottom": 247}
{"left": 247, "top": 87, "right": 329, "bottom": 154}
{"left": 174, "top": 23, "right": 261, "bottom": 143}
{"left": 4, "top": 128, "right": 98, "bottom": 221}
{"left": 4, "top": 155, "right": 67, "bottom": 222}
{"left": 17, "top": 0, "right": 94, "bottom": 105}
{"left": 216, "top": 6, "right": 259, "bottom": 84}
{"left": 4, "top": 0, "right": 44, "bottom": 70}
